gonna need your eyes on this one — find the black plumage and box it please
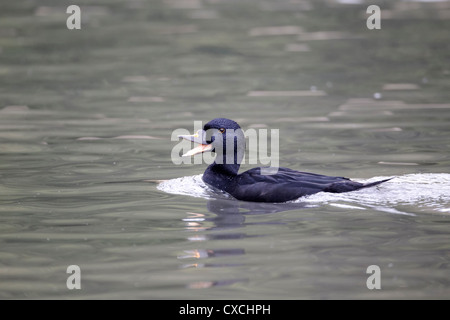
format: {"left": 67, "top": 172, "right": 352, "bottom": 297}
{"left": 180, "top": 118, "right": 391, "bottom": 203}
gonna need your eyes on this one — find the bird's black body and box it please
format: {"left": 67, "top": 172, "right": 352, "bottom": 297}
{"left": 181, "top": 118, "right": 391, "bottom": 203}
{"left": 203, "top": 166, "right": 389, "bottom": 203}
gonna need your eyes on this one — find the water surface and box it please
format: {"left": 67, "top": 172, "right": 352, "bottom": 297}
{"left": 1, "top": 0, "right": 450, "bottom": 299}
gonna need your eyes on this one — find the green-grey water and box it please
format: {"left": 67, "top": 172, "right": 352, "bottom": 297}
{"left": 1, "top": 0, "right": 450, "bottom": 299}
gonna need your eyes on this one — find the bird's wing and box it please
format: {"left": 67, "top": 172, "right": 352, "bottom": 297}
{"left": 239, "top": 167, "right": 350, "bottom": 184}
{"left": 233, "top": 167, "right": 355, "bottom": 202}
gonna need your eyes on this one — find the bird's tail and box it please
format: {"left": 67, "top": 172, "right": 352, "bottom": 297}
{"left": 360, "top": 177, "right": 394, "bottom": 189}
{"left": 325, "top": 177, "right": 393, "bottom": 193}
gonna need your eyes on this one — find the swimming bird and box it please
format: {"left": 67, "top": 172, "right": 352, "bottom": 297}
{"left": 179, "top": 118, "right": 391, "bottom": 203}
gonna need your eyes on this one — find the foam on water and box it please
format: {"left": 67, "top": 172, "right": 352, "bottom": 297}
{"left": 157, "top": 173, "right": 450, "bottom": 215}
{"left": 157, "top": 174, "right": 230, "bottom": 199}
{"left": 304, "top": 173, "right": 450, "bottom": 215}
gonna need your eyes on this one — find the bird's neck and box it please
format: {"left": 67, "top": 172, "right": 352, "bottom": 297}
{"left": 208, "top": 162, "right": 240, "bottom": 177}
{"left": 203, "top": 162, "right": 239, "bottom": 194}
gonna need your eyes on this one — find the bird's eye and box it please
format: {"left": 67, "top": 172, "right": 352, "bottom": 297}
{"left": 218, "top": 128, "right": 225, "bottom": 134}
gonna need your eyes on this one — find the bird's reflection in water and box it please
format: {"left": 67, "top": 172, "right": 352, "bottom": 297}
{"left": 178, "top": 198, "right": 307, "bottom": 289}
{"left": 184, "top": 198, "right": 308, "bottom": 233}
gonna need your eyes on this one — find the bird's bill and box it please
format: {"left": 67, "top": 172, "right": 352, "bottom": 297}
{"left": 182, "top": 143, "right": 213, "bottom": 157}
{"left": 178, "top": 129, "right": 206, "bottom": 144}
{"left": 178, "top": 130, "right": 212, "bottom": 156}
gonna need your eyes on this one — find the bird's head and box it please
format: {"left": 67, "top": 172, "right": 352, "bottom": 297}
{"left": 178, "top": 118, "right": 245, "bottom": 165}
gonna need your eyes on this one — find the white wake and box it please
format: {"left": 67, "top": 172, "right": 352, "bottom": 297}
{"left": 157, "top": 173, "right": 450, "bottom": 215}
